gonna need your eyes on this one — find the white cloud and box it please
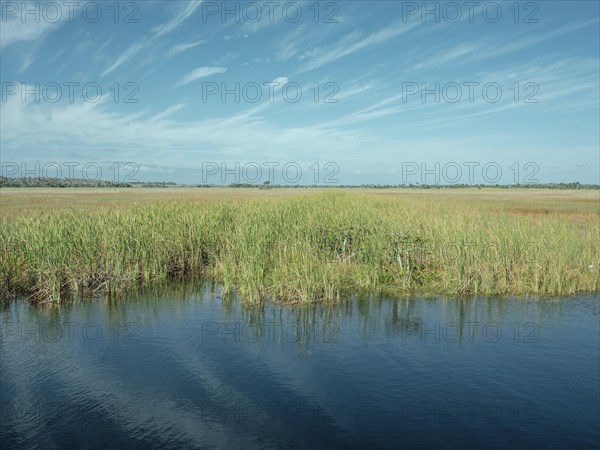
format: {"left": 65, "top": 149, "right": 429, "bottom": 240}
{"left": 177, "top": 67, "right": 227, "bottom": 86}
{"left": 168, "top": 40, "right": 205, "bottom": 56}
{"left": 224, "top": 34, "right": 248, "bottom": 40}
{"left": 1, "top": 1, "right": 71, "bottom": 70}
{"left": 149, "top": 104, "right": 188, "bottom": 121}
{"left": 412, "top": 18, "right": 600, "bottom": 72}
{"left": 102, "top": 0, "right": 203, "bottom": 76}
{"left": 0, "top": 15, "right": 62, "bottom": 49}
{"left": 270, "top": 76, "right": 288, "bottom": 86}
{"left": 297, "top": 19, "right": 421, "bottom": 72}
{"left": 102, "top": 40, "right": 147, "bottom": 77}
{"left": 150, "top": 0, "right": 203, "bottom": 40}
{"left": 0, "top": 78, "right": 373, "bottom": 164}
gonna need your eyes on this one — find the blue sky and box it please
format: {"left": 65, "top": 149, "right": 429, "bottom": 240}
{"left": 1, "top": 0, "right": 599, "bottom": 184}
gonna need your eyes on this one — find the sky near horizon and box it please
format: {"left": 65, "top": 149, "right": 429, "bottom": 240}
{"left": 1, "top": 0, "right": 599, "bottom": 185}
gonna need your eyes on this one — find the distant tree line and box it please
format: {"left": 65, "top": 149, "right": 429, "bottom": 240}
{"left": 344, "top": 182, "right": 600, "bottom": 190}
{"left": 0, "top": 177, "right": 176, "bottom": 188}
{"left": 225, "top": 182, "right": 598, "bottom": 189}
{"left": 1, "top": 176, "right": 597, "bottom": 190}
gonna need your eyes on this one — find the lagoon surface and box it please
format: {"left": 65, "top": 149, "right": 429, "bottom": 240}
{"left": 1, "top": 287, "right": 598, "bottom": 449}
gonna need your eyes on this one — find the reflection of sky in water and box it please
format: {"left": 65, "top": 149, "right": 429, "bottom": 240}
{"left": 1, "top": 286, "right": 599, "bottom": 449}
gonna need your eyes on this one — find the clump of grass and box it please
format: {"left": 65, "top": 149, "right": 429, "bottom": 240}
{"left": 1, "top": 191, "right": 598, "bottom": 303}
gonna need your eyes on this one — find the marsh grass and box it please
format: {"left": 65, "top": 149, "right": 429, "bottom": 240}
{"left": 1, "top": 190, "right": 598, "bottom": 303}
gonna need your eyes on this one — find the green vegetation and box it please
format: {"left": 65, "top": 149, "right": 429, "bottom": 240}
{"left": 1, "top": 189, "right": 598, "bottom": 303}
{"left": 0, "top": 176, "right": 177, "bottom": 188}
{"left": 1, "top": 176, "right": 598, "bottom": 189}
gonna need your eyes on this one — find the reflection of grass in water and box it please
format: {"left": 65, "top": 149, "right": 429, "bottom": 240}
{"left": 1, "top": 190, "right": 598, "bottom": 303}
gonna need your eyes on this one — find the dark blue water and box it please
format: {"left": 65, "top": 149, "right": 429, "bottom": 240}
{"left": 1, "top": 286, "right": 599, "bottom": 449}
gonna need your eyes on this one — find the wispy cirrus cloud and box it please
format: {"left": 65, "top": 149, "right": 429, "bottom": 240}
{"left": 0, "top": 13, "right": 63, "bottom": 49}
{"left": 176, "top": 67, "right": 227, "bottom": 86}
{"left": 319, "top": 55, "right": 599, "bottom": 131}
{"left": 1, "top": 1, "right": 70, "bottom": 70}
{"left": 413, "top": 18, "right": 600, "bottom": 72}
{"left": 149, "top": 103, "right": 188, "bottom": 121}
{"left": 102, "top": 0, "right": 203, "bottom": 76}
{"left": 296, "top": 19, "right": 421, "bottom": 73}
{"left": 413, "top": 42, "right": 485, "bottom": 70}
{"left": 167, "top": 40, "right": 206, "bottom": 56}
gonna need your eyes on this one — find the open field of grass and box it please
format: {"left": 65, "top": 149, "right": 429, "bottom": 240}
{"left": 1, "top": 188, "right": 598, "bottom": 303}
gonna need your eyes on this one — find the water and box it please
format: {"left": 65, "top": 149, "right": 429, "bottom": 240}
{"left": 1, "top": 286, "right": 598, "bottom": 449}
